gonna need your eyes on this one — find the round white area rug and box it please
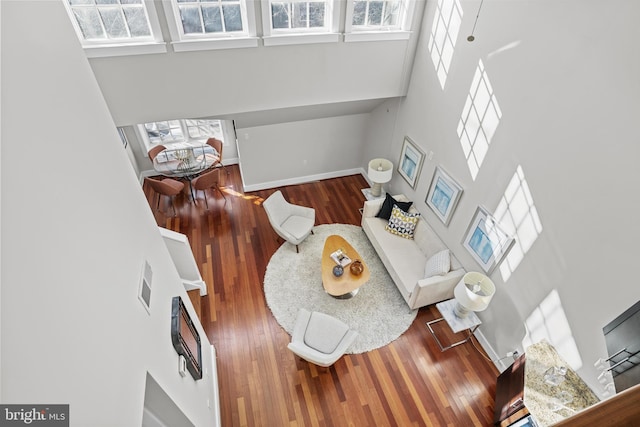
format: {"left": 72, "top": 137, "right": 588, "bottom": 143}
{"left": 264, "top": 223, "right": 418, "bottom": 353}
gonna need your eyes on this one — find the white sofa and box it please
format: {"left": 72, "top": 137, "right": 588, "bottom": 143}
{"left": 361, "top": 195, "right": 465, "bottom": 310}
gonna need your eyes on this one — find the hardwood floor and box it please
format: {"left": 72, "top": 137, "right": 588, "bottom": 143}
{"left": 143, "top": 165, "right": 499, "bottom": 426}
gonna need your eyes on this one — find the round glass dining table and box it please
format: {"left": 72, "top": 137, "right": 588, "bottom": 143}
{"left": 152, "top": 145, "right": 219, "bottom": 178}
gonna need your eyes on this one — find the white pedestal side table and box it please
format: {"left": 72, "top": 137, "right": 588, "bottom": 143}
{"left": 427, "top": 298, "right": 481, "bottom": 352}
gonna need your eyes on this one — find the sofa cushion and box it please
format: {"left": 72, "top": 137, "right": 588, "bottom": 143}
{"left": 424, "top": 249, "right": 451, "bottom": 278}
{"left": 362, "top": 216, "right": 427, "bottom": 296}
{"left": 303, "top": 312, "right": 349, "bottom": 354}
{"left": 376, "top": 193, "right": 413, "bottom": 220}
{"left": 385, "top": 205, "right": 421, "bottom": 239}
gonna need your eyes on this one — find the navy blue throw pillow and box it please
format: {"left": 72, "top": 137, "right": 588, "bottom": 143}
{"left": 375, "top": 194, "right": 413, "bottom": 220}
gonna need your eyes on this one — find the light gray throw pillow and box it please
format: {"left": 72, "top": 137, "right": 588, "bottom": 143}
{"left": 424, "top": 249, "right": 451, "bottom": 278}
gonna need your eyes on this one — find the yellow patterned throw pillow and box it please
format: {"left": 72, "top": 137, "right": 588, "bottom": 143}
{"left": 385, "top": 204, "right": 421, "bottom": 239}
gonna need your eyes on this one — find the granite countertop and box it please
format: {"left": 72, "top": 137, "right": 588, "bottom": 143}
{"left": 524, "top": 340, "right": 600, "bottom": 426}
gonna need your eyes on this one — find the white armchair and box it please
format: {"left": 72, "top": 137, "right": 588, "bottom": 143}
{"left": 263, "top": 190, "right": 315, "bottom": 253}
{"left": 287, "top": 309, "right": 358, "bottom": 367}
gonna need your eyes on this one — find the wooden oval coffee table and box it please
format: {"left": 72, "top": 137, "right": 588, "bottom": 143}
{"left": 322, "top": 235, "right": 370, "bottom": 299}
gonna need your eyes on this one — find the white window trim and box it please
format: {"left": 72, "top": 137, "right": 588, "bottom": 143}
{"left": 344, "top": 0, "right": 415, "bottom": 43}
{"left": 163, "top": 0, "right": 259, "bottom": 52}
{"left": 344, "top": 30, "right": 411, "bottom": 43}
{"left": 64, "top": 0, "right": 167, "bottom": 58}
{"left": 84, "top": 42, "right": 167, "bottom": 58}
{"left": 263, "top": 32, "right": 341, "bottom": 46}
{"left": 261, "top": 0, "right": 341, "bottom": 47}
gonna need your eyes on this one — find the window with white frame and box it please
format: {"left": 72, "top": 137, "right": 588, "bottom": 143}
{"left": 351, "top": 0, "right": 401, "bottom": 28}
{"left": 63, "top": 0, "right": 165, "bottom": 56}
{"left": 270, "top": 1, "right": 327, "bottom": 31}
{"left": 262, "top": 0, "right": 340, "bottom": 45}
{"left": 172, "top": 0, "right": 247, "bottom": 36}
{"left": 185, "top": 119, "right": 223, "bottom": 139}
{"left": 345, "top": 0, "right": 413, "bottom": 40}
{"left": 164, "top": 0, "right": 258, "bottom": 51}
{"left": 140, "top": 119, "right": 223, "bottom": 154}
{"left": 144, "top": 120, "right": 185, "bottom": 145}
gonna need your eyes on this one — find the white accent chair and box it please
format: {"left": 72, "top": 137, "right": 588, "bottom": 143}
{"left": 263, "top": 190, "right": 315, "bottom": 253}
{"left": 287, "top": 308, "right": 358, "bottom": 367}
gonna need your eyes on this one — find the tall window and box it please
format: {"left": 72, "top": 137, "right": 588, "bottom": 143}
{"left": 173, "top": 0, "right": 247, "bottom": 35}
{"left": 65, "top": 0, "right": 153, "bottom": 43}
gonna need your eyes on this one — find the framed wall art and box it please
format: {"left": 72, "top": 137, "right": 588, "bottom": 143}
{"left": 397, "top": 136, "right": 425, "bottom": 188}
{"left": 425, "top": 166, "right": 463, "bottom": 226}
{"left": 462, "top": 206, "right": 515, "bottom": 275}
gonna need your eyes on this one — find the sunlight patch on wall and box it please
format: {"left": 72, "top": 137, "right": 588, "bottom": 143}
{"left": 428, "top": 0, "right": 463, "bottom": 89}
{"left": 457, "top": 60, "right": 502, "bottom": 180}
{"left": 494, "top": 165, "right": 543, "bottom": 281}
{"left": 523, "top": 289, "right": 583, "bottom": 371}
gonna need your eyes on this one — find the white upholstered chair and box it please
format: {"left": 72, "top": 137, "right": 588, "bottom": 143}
{"left": 287, "top": 308, "right": 358, "bottom": 367}
{"left": 263, "top": 190, "right": 315, "bottom": 253}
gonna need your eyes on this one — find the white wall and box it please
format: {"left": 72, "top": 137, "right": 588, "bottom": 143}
{"left": 237, "top": 114, "right": 371, "bottom": 190}
{"left": 1, "top": 2, "right": 217, "bottom": 425}
{"left": 87, "top": 0, "right": 424, "bottom": 127}
{"left": 369, "top": 0, "right": 640, "bottom": 396}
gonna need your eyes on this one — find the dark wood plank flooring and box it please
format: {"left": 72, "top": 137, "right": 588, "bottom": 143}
{"left": 143, "top": 165, "right": 499, "bottom": 426}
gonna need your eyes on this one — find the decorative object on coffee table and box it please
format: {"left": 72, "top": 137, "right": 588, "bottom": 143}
{"left": 322, "top": 235, "right": 370, "bottom": 299}
{"left": 332, "top": 265, "right": 344, "bottom": 277}
{"left": 350, "top": 260, "right": 364, "bottom": 276}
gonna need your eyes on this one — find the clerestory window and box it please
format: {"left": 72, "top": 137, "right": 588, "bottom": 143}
{"left": 164, "top": 0, "right": 258, "bottom": 51}
{"left": 344, "top": 0, "right": 414, "bottom": 41}
{"left": 270, "top": 1, "right": 327, "bottom": 31}
{"left": 171, "top": 0, "right": 247, "bottom": 36}
{"left": 262, "top": 0, "right": 340, "bottom": 45}
{"left": 63, "top": 0, "right": 166, "bottom": 57}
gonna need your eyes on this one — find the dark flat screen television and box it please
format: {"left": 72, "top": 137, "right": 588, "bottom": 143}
{"left": 171, "top": 296, "right": 202, "bottom": 381}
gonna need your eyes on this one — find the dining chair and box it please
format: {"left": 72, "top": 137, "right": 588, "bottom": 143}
{"left": 144, "top": 177, "right": 185, "bottom": 217}
{"left": 190, "top": 167, "right": 227, "bottom": 210}
{"left": 205, "top": 138, "right": 229, "bottom": 174}
{"left": 148, "top": 144, "right": 166, "bottom": 162}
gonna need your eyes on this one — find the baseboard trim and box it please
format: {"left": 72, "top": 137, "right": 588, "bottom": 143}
{"left": 473, "top": 329, "right": 510, "bottom": 372}
{"left": 242, "top": 168, "right": 367, "bottom": 192}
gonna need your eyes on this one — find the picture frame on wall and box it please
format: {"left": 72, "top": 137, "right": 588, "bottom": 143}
{"left": 397, "top": 136, "right": 425, "bottom": 188}
{"left": 462, "top": 206, "right": 515, "bottom": 275}
{"left": 425, "top": 166, "right": 463, "bottom": 226}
